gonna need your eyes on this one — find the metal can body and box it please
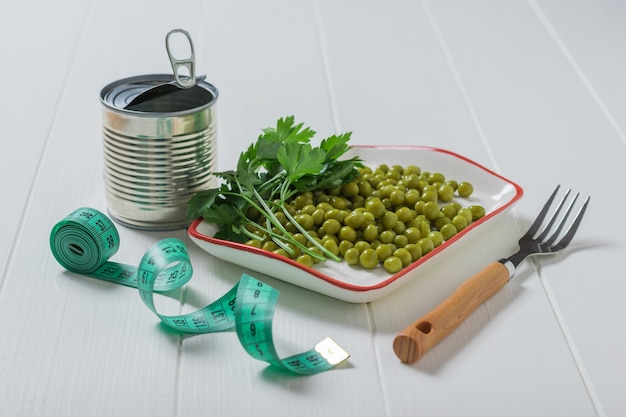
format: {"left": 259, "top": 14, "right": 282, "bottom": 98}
{"left": 100, "top": 74, "right": 218, "bottom": 230}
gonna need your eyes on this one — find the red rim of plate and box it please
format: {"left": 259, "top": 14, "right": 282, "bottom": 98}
{"left": 188, "top": 145, "right": 523, "bottom": 293}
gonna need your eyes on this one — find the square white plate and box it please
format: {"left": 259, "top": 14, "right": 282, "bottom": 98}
{"left": 189, "top": 146, "right": 523, "bottom": 303}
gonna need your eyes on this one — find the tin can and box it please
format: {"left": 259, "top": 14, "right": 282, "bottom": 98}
{"left": 100, "top": 74, "right": 218, "bottom": 230}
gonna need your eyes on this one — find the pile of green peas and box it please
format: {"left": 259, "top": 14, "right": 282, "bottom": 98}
{"left": 244, "top": 164, "right": 486, "bottom": 274}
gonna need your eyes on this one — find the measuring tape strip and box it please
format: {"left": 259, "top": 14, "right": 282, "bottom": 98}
{"left": 50, "top": 207, "right": 350, "bottom": 375}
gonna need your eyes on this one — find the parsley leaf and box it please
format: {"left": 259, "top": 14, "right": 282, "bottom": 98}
{"left": 187, "top": 116, "right": 362, "bottom": 264}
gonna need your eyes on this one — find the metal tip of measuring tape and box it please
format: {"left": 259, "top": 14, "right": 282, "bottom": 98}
{"left": 315, "top": 337, "right": 351, "bottom": 366}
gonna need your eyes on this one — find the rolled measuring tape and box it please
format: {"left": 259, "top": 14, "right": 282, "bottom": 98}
{"left": 50, "top": 207, "right": 349, "bottom": 375}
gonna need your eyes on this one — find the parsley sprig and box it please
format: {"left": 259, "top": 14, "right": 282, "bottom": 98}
{"left": 187, "top": 116, "right": 363, "bottom": 263}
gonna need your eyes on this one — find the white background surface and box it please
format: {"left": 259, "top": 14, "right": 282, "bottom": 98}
{"left": 0, "top": 0, "right": 624, "bottom": 416}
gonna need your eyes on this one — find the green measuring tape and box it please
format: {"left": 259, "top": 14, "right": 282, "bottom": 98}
{"left": 50, "top": 207, "right": 349, "bottom": 375}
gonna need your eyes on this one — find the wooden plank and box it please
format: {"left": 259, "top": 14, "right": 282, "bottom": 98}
{"left": 531, "top": 0, "right": 626, "bottom": 142}
{"left": 410, "top": 0, "right": 626, "bottom": 415}
{"left": 177, "top": 2, "right": 386, "bottom": 415}
{"left": 1, "top": 0, "right": 215, "bottom": 415}
{"left": 0, "top": 1, "right": 90, "bottom": 279}
{"left": 319, "top": 0, "right": 601, "bottom": 415}
{"left": 526, "top": 1, "right": 626, "bottom": 414}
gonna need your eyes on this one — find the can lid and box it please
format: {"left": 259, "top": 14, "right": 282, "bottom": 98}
{"left": 100, "top": 74, "right": 218, "bottom": 115}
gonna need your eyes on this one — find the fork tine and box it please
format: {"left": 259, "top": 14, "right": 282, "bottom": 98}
{"left": 553, "top": 195, "right": 590, "bottom": 250}
{"left": 543, "top": 190, "right": 578, "bottom": 244}
{"left": 536, "top": 188, "right": 571, "bottom": 241}
{"left": 523, "top": 185, "right": 561, "bottom": 238}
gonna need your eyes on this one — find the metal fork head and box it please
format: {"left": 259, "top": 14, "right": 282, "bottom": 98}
{"left": 519, "top": 185, "right": 590, "bottom": 256}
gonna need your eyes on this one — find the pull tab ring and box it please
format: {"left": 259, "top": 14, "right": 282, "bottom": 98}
{"left": 166, "top": 29, "right": 196, "bottom": 88}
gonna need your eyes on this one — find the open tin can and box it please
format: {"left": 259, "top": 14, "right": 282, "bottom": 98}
{"left": 99, "top": 30, "right": 218, "bottom": 230}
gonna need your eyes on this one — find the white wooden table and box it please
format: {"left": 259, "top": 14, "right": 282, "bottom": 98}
{"left": 1, "top": 0, "right": 624, "bottom": 416}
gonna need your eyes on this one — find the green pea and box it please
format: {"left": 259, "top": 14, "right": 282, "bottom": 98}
{"left": 362, "top": 211, "right": 376, "bottom": 225}
{"left": 440, "top": 223, "right": 458, "bottom": 240}
{"left": 296, "top": 254, "right": 314, "bottom": 267}
{"left": 423, "top": 201, "right": 440, "bottom": 221}
{"left": 419, "top": 219, "right": 430, "bottom": 238}
{"left": 365, "top": 198, "right": 386, "bottom": 218}
{"left": 324, "top": 208, "right": 344, "bottom": 222}
{"left": 405, "top": 165, "right": 421, "bottom": 176}
{"left": 404, "top": 189, "right": 420, "bottom": 205}
{"left": 458, "top": 207, "right": 472, "bottom": 223}
{"left": 307, "top": 246, "right": 323, "bottom": 262}
{"left": 421, "top": 190, "right": 438, "bottom": 203}
{"left": 306, "top": 230, "right": 319, "bottom": 239}
{"left": 285, "top": 221, "right": 298, "bottom": 234}
{"left": 393, "top": 248, "right": 412, "bottom": 267}
{"left": 376, "top": 244, "right": 393, "bottom": 262}
{"left": 344, "top": 248, "right": 360, "bottom": 265}
{"left": 339, "top": 226, "right": 357, "bottom": 242}
{"left": 273, "top": 248, "right": 289, "bottom": 258}
{"left": 359, "top": 248, "right": 379, "bottom": 269}
{"left": 433, "top": 215, "right": 451, "bottom": 230}
{"left": 405, "top": 243, "right": 422, "bottom": 261}
{"left": 300, "top": 204, "right": 316, "bottom": 215}
{"left": 414, "top": 200, "right": 425, "bottom": 215}
{"left": 452, "top": 214, "right": 467, "bottom": 231}
{"left": 441, "top": 204, "right": 457, "bottom": 219}
{"left": 274, "top": 211, "right": 288, "bottom": 225}
{"left": 393, "top": 234, "right": 408, "bottom": 248}
{"left": 363, "top": 223, "right": 379, "bottom": 242}
{"left": 379, "top": 230, "right": 396, "bottom": 244}
{"left": 321, "top": 234, "right": 338, "bottom": 244}
{"left": 396, "top": 206, "right": 414, "bottom": 223}
{"left": 388, "top": 170, "right": 402, "bottom": 181}
{"left": 354, "top": 240, "right": 371, "bottom": 253}
{"left": 382, "top": 211, "right": 398, "bottom": 229}
{"left": 458, "top": 181, "right": 474, "bottom": 198}
{"left": 427, "top": 231, "right": 444, "bottom": 247}
{"left": 437, "top": 184, "right": 455, "bottom": 202}
{"left": 389, "top": 223, "right": 403, "bottom": 239}
{"left": 262, "top": 241, "right": 279, "bottom": 252}
{"left": 285, "top": 242, "right": 301, "bottom": 258}
{"left": 405, "top": 227, "right": 422, "bottom": 244}
{"left": 351, "top": 195, "right": 365, "bottom": 209}
{"left": 321, "top": 218, "right": 341, "bottom": 235}
{"left": 294, "top": 193, "right": 313, "bottom": 209}
{"left": 342, "top": 182, "right": 359, "bottom": 198}
{"left": 316, "top": 202, "right": 333, "bottom": 212}
{"left": 323, "top": 239, "right": 339, "bottom": 256}
{"left": 469, "top": 205, "right": 486, "bottom": 221}
{"left": 417, "top": 238, "right": 434, "bottom": 255}
{"left": 403, "top": 173, "right": 420, "bottom": 189}
{"left": 344, "top": 211, "right": 365, "bottom": 229}
{"left": 428, "top": 172, "right": 446, "bottom": 184}
{"left": 329, "top": 196, "right": 349, "bottom": 210}
{"left": 245, "top": 239, "right": 263, "bottom": 249}
{"left": 311, "top": 208, "right": 325, "bottom": 225}
{"left": 380, "top": 184, "right": 395, "bottom": 198}
{"left": 338, "top": 240, "right": 354, "bottom": 256}
{"left": 445, "top": 180, "right": 458, "bottom": 191}
{"left": 358, "top": 180, "right": 373, "bottom": 197}
{"left": 383, "top": 256, "right": 403, "bottom": 273}
{"left": 389, "top": 189, "right": 405, "bottom": 206}
{"left": 294, "top": 213, "right": 314, "bottom": 230}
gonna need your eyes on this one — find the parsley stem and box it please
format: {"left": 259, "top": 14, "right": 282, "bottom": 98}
{"left": 252, "top": 188, "right": 326, "bottom": 262}
{"left": 280, "top": 206, "right": 341, "bottom": 262}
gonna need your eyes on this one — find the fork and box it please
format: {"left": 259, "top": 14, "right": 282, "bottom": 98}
{"left": 393, "top": 185, "right": 590, "bottom": 364}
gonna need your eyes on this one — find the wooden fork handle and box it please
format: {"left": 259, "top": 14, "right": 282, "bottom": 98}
{"left": 393, "top": 262, "right": 510, "bottom": 364}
